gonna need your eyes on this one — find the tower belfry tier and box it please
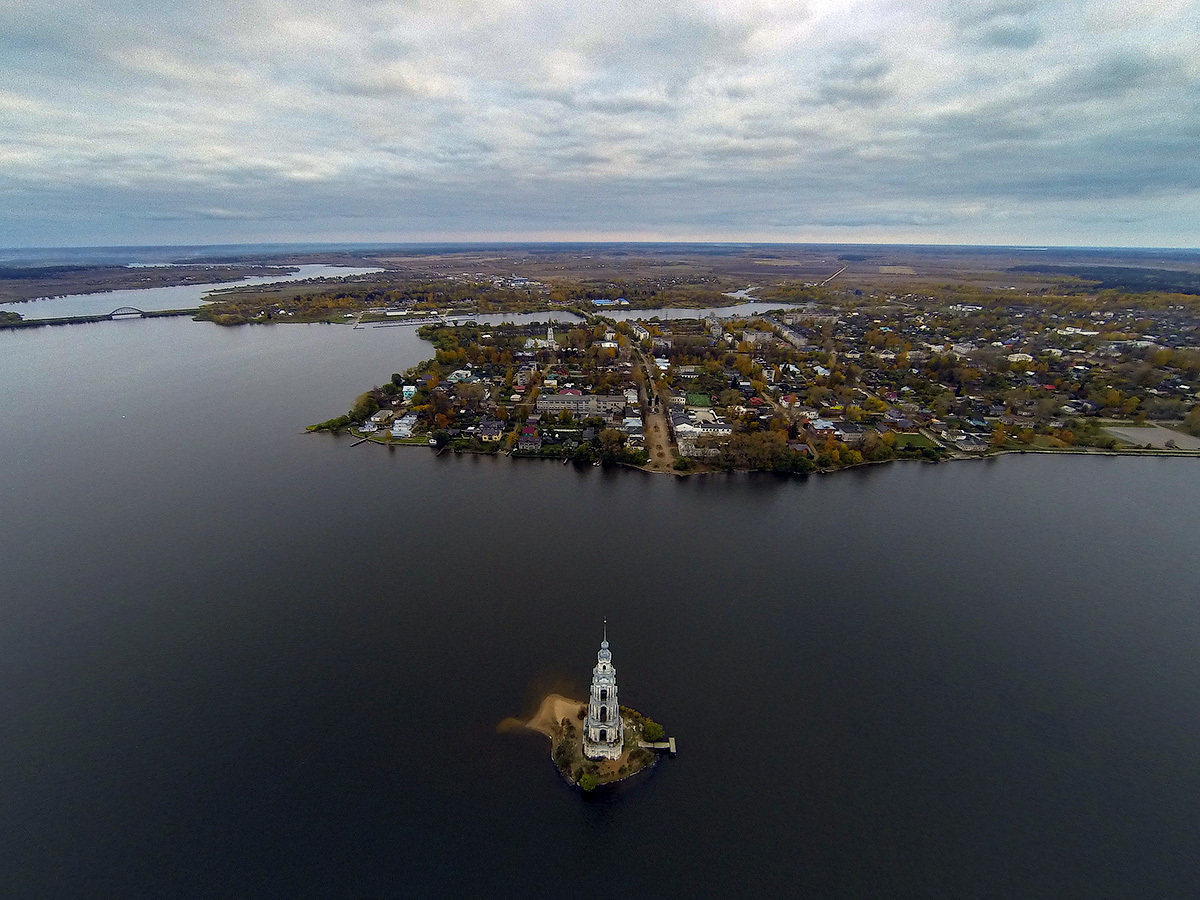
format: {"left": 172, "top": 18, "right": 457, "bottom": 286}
{"left": 583, "top": 620, "right": 624, "bottom": 760}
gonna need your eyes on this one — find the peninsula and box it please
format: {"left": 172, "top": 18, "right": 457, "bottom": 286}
{"left": 307, "top": 260, "right": 1200, "bottom": 476}
{"left": 0, "top": 262, "right": 299, "bottom": 304}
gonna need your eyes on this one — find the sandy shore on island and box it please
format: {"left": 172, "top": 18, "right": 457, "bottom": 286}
{"left": 524, "top": 693, "right": 586, "bottom": 738}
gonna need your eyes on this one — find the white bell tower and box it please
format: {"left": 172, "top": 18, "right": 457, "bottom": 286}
{"left": 583, "top": 619, "right": 624, "bottom": 760}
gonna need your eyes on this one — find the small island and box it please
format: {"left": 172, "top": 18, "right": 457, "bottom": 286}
{"left": 525, "top": 627, "right": 672, "bottom": 791}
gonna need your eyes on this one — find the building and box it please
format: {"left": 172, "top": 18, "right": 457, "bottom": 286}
{"left": 742, "top": 329, "right": 776, "bottom": 347}
{"left": 806, "top": 418, "right": 837, "bottom": 441}
{"left": 523, "top": 326, "right": 557, "bottom": 350}
{"left": 517, "top": 425, "right": 542, "bottom": 451}
{"left": 833, "top": 422, "right": 868, "bottom": 447}
{"left": 477, "top": 419, "right": 503, "bottom": 442}
{"left": 677, "top": 436, "right": 720, "bottom": 457}
{"left": 700, "top": 419, "right": 732, "bottom": 437}
{"left": 534, "top": 393, "right": 626, "bottom": 420}
{"left": 583, "top": 622, "right": 624, "bottom": 760}
{"left": 391, "top": 413, "right": 418, "bottom": 438}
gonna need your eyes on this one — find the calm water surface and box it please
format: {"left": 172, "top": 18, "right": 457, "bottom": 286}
{"left": 1, "top": 319, "right": 1198, "bottom": 897}
{"left": 4, "top": 265, "right": 383, "bottom": 319}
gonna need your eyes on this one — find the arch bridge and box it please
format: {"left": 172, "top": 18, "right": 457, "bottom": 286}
{"left": 109, "top": 306, "right": 146, "bottom": 318}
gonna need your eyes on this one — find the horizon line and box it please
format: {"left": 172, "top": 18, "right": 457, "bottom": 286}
{"left": 4, "top": 239, "right": 1199, "bottom": 253}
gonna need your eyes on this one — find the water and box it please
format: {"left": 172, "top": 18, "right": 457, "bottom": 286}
{"left": 3, "top": 264, "right": 383, "bottom": 319}
{"left": 2, "top": 318, "right": 1199, "bottom": 897}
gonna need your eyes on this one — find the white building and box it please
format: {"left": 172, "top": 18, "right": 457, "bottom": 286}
{"left": 391, "top": 413, "right": 418, "bottom": 438}
{"left": 583, "top": 623, "right": 624, "bottom": 760}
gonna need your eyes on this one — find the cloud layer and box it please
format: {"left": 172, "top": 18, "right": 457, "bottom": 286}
{"left": 2, "top": 0, "right": 1198, "bottom": 246}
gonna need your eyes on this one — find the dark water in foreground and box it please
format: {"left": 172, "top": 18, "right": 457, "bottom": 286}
{"left": 2, "top": 319, "right": 1199, "bottom": 897}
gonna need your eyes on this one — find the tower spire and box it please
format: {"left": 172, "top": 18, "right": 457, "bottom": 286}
{"left": 603, "top": 617, "right": 607, "bottom": 643}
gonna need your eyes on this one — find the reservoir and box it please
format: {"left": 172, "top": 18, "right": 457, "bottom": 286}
{"left": 2, "top": 264, "right": 383, "bottom": 319}
{"left": 1, "top": 317, "right": 1198, "bottom": 896}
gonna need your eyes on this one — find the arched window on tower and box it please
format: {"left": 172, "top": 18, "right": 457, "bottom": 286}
{"left": 600, "top": 729, "right": 607, "bottom": 742}
{"left": 599, "top": 706, "right": 607, "bottom": 723}
{"left": 600, "top": 688, "right": 608, "bottom": 701}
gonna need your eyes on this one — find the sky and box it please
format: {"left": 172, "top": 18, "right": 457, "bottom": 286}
{"left": 1, "top": 0, "right": 1198, "bottom": 248}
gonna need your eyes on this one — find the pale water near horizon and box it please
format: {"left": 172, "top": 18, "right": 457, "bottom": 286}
{"left": 1, "top": 318, "right": 1198, "bottom": 897}
{"left": 2, "top": 264, "right": 383, "bottom": 319}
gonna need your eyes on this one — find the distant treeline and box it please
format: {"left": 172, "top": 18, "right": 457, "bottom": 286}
{"left": 0, "top": 265, "right": 90, "bottom": 279}
{"left": 1009, "top": 265, "right": 1200, "bottom": 295}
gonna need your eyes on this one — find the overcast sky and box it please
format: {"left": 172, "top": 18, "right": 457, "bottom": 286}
{"left": 2, "top": 0, "right": 1197, "bottom": 247}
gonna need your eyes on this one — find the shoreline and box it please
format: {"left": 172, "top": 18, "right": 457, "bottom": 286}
{"left": 324, "top": 428, "right": 1200, "bottom": 477}
{"left": 524, "top": 693, "right": 584, "bottom": 739}
{"left": 519, "top": 693, "right": 664, "bottom": 789}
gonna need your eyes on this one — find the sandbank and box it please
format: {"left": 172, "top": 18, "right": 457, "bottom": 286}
{"left": 525, "top": 693, "right": 585, "bottom": 738}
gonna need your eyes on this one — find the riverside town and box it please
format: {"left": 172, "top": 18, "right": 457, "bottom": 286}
{"left": 307, "top": 275, "right": 1200, "bottom": 476}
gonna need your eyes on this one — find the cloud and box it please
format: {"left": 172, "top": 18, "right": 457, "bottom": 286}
{"left": 975, "top": 23, "right": 1042, "bottom": 48}
{"left": 815, "top": 53, "right": 894, "bottom": 108}
{"left": 0, "top": 0, "right": 1197, "bottom": 246}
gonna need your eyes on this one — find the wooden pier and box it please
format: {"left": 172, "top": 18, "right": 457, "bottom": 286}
{"left": 638, "top": 737, "right": 677, "bottom": 757}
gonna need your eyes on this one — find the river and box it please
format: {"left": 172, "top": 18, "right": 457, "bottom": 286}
{"left": 3, "top": 264, "right": 383, "bottom": 319}
{"left": 1, "top": 317, "right": 1198, "bottom": 897}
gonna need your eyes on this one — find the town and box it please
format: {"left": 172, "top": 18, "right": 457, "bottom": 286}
{"left": 308, "top": 272, "right": 1200, "bottom": 474}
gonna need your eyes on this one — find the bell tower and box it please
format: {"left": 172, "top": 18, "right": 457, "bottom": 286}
{"left": 583, "top": 619, "right": 624, "bottom": 760}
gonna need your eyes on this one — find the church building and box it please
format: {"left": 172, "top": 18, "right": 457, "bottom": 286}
{"left": 583, "top": 621, "right": 624, "bottom": 760}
